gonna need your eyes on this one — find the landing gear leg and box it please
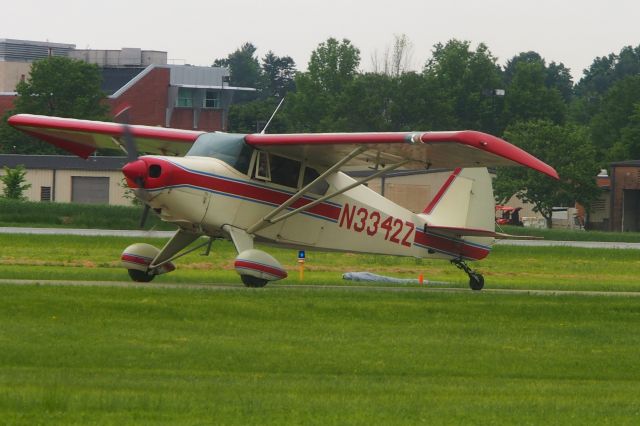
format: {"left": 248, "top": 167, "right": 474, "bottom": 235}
{"left": 451, "top": 258, "right": 484, "bottom": 291}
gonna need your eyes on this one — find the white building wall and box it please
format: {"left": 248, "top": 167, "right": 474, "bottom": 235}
{"left": 0, "top": 168, "right": 131, "bottom": 205}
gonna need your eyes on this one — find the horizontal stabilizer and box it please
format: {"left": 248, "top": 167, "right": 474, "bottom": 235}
{"left": 425, "top": 225, "right": 543, "bottom": 240}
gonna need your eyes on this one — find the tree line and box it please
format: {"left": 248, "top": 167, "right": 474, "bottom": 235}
{"left": 220, "top": 38, "right": 640, "bottom": 226}
{"left": 2, "top": 37, "right": 640, "bottom": 225}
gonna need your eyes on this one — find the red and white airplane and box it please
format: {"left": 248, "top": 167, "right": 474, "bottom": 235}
{"left": 8, "top": 113, "right": 558, "bottom": 290}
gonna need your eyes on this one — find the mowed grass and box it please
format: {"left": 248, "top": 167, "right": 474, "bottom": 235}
{"left": 1, "top": 233, "right": 640, "bottom": 292}
{"left": 0, "top": 198, "right": 174, "bottom": 230}
{"left": 2, "top": 284, "right": 640, "bottom": 424}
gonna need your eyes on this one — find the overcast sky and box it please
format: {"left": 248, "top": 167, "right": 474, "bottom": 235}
{"left": 5, "top": 0, "right": 640, "bottom": 81}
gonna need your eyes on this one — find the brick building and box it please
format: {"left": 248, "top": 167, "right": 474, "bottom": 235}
{"left": 0, "top": 39, "right": 254, "bottom": 131}
{"left": 609, "top": 161, "right": 640, "bottom": 232}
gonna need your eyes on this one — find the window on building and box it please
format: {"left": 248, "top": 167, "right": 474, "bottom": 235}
{"left": 176, "top": 87, "right": 194, "bottom": 107}
{"left": 40, "top": 186, "right": 51, "bottom": 202}
{"left": 204, "top": 90, "right": 219, "bottom": 108}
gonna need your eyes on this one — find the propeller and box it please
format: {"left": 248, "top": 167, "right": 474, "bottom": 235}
{"left": 115, "top": 105, "right": 152, "bottom": 228}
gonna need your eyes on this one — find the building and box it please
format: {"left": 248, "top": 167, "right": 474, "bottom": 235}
{"left": 0, "top": 39, "right": 254, "bottom": 131}
{"left": 0, "top": 38, "right": 75, "bottom": 92}
{"left": 0, "top": 154, "right": 129, "bottom": 205}
{"left": 105, "top": 63, "right": 252, "bottom": 131}
{"left": 608, "top": 161, "right": 640, "bottom": 232}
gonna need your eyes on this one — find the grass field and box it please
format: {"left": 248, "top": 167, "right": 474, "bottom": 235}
{"left": 1, "top": 233, "right": 640, "bottom": 292}
{"left": 0, "top": 198, "right": 173, "bottom": 230}
{"left": 2, "top": 233, "right": 640, "bottom": 424}
{"left": 1, "top": 285, "right": 640, "bottom": 424}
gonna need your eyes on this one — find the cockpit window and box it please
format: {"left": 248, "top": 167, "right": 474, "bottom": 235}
{"left": 186, "top": 133, "right": 253, "bottom": 174}
{"left": 253, "top": 151, "right": 301, "bottom": 188}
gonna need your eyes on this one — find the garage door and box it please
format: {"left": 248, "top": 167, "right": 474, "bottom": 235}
{"left": 71, "top": 176, "right": 109, "bottom": 204}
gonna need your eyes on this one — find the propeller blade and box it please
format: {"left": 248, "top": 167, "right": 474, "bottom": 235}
{"left": 114, "top": 105, "right": 138, "bottom": 162}
{"left": 139, "top": 204, "right": 151, "bottom": 228}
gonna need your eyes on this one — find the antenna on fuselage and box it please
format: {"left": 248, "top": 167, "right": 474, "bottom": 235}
{"left": 260, "top": 97, "right": 286, "bottom": 134}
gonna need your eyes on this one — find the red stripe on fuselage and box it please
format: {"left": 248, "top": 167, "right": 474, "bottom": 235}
{"left": 413, "top": 228, "right": 490, "bottom": 260}
{"left": 141, "top": 158, "right": 341, "bottom": 221}
{"left": 139, "top": 157, "right": 341, "bottom": 221}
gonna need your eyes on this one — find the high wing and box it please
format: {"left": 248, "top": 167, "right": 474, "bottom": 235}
{"left": 8, "top": 114, "right": 203, "bottom": 158}
{"left": 245, "top": 131, "right": 559, "bottom": 179}
{"left": 9, "top": 114, "right": 558, "bottom": 179}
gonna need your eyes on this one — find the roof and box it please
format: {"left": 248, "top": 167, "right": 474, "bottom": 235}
{"left": 0, "top": 39, "right": 75, "bottom": 62}
{"left": 0, "top": 154, "right": 126, "bottom": 171}
{"left": 101, "top": 67, "right": 146, "bottom": 95}
{"left": 110, "top": 64, "right": 256, "bottom": 98}
{"left": 611, "top": 160, "right": 640, "bottom": 167}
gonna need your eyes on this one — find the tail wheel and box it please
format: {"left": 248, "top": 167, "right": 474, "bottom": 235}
{"left": 469, "top": 273, "right": 484, "bottom": 291}
{"left": 241, "top": 275, "right": 268, "bottom": 288}
{"left": 128, "top": 269, "right": 155, "bottom": 283}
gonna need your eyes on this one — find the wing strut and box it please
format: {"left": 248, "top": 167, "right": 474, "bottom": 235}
{"left": 246, "top": 146, "right": 366, "bottom": 234}
{"left": 247, "top": 157, "right": 410, "bottom": 234}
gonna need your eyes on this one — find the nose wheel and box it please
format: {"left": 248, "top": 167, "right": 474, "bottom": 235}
{"left": 451, "top": 258, "right": 485, "bottom": 291}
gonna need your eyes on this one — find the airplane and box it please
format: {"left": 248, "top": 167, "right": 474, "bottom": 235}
{"left": 8, "top": 113, "right": 558, "bottom": 290}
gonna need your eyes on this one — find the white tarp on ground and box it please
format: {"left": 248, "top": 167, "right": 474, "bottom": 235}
{"left": 342, "top": 272, "right": 420, "bottom": 284}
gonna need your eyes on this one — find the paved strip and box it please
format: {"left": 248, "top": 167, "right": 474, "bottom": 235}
{"left": 495, "top": 239, "right": 640, "bottom": 249}
{"left": 1, "top": 279, "right": 639, "bottom": 298}
{"left": 1, "top": 227, "right": 639, "bottom": 249}
{"left": 0, "top": 227, "right": 174, "bottom": 238}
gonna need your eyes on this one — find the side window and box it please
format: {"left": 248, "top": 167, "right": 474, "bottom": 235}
{"left": 253, "top": 151, "right": 302, "bottom": 188}
{"left": 254, "top": 151, "right": 271, "bottom": 181}
{"left": 303, "top": 166, "right": 329, "bottom": 195}
{"left": 270, "top": 155, "right": 301, "bottom": 188}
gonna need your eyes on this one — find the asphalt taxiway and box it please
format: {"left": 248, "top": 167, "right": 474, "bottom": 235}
{"left": 1, "top": 279, "right": 639, "bottom": 298}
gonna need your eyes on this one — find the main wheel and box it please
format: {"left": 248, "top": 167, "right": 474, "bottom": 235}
{"left": 241, "top": 275, "right": 268, "bottom": 288}
{"left": 128, "top": 269, "right": 155, "bottom": 283}
{"left": 469, "top": 273, "right": 484, "bottom": 291}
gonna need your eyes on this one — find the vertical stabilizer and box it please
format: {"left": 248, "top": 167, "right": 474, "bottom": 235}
{"left": 421, "top": 168, "right": 494, "bottom": 231}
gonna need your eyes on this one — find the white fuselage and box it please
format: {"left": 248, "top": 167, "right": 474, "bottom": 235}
{"left": 137, "top": 155, "right": 494, "bottom": 261}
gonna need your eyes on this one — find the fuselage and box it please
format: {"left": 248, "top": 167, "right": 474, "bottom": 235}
{"left": 124, "top": 153, "right": 493, "bottom": 262}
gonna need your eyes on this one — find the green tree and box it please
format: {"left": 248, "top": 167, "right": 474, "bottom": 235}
{"left": 589, "top": 75, "right": 640, "bottom": 161}
{"left": 494, "top": 121, "right": 599, "bottom": 228}
{"left": 571, "top": 45, "right": 640, "bottom": 124}
{"left": 332, "top": 73, "right": 395, "bottom": 132}
{"left": 0, "top": 56, "right": 109, "bottom": 154}
{"left": 503, "top": 60, "right": 566, "bottom": 126}
{"left": 213, "top": 42, "right": 261, "bottom": 89}
{"left": 423, "top": 39, "right": 503, "bottom": 133}
{"left": 12, "top": 56, "right": 108, "bottom": 118}
{"left": 286, "top": 38, "right": 360, "bottom": 132}
{"left": 1, "top": 165, "right": 31, "bottom": 200}
{"left": 260, "top": 51, "right": 296, "bottom": 98}
{"left": 307, "top": 38, "right": 360, "bottom": 94}
{"left": 227, "top": 98, "right": 290, "bottom": 134}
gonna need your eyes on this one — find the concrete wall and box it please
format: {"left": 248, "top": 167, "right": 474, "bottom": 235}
{"left": 0, "top": 61, "right": 30, "bottom": 92}
{"left": 70, "top": 48, "right": 167, "bottom": 67}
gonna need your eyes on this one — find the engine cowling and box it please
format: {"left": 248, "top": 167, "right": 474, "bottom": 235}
{"left": 121, "top": 243, "right": 175, "bottom": 275}
{"left": 234, "top": 249, "right": 287, "bottom": 282}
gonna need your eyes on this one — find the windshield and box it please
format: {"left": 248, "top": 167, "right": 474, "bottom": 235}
{"left": 186, "top": 133, "right": 254, "bottom": 174}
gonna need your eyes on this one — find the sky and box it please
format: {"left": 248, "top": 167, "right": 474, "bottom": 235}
{"left": 4, "top": 0, "right": 640, "bottom": 81}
